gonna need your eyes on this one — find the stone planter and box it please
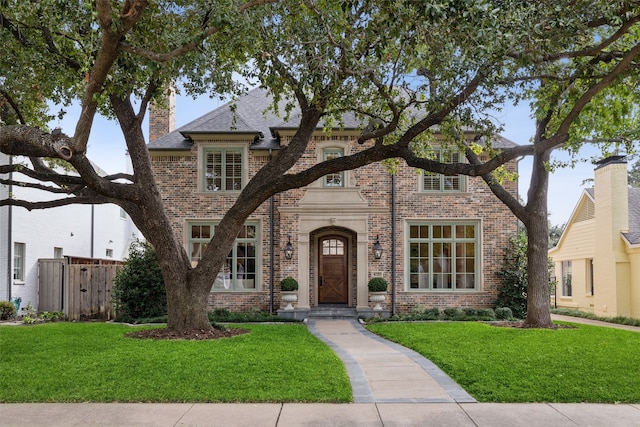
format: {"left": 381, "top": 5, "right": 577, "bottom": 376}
{"left": 281, "top": 291, "right": 298, "bottom": 311}
{"left": 369, "top": 291, "right": 386, "bottom": 311}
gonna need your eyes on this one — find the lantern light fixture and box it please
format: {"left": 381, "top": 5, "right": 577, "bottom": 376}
{"left": 373, "top": 235, "right": 383, "bottom": 260}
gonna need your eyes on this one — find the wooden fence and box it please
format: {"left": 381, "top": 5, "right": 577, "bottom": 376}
{"left": 39, "top": 258, "right": 121, "bottom": 320}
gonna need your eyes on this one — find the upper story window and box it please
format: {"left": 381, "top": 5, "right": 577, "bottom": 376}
{"left": 323, "top": 148, "right": 344, "bottom": 187}
{"left": 189, "top": 221, "right": 258, "bottom": 291}
{"left": 203, "top": 147, "right": 243, "bottom": 192}
{"left": 408, "top": 222, "right": 478, "bottom": 291}
{"left": 421, "top": 148, "right": 465, "bottom": 192}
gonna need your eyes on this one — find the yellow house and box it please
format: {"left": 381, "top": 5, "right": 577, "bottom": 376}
{"left": 549, "top": 156, "right": 640, "bottom": 318}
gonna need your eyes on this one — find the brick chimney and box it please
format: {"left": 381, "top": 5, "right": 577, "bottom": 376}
{"left": 593, "top": 155, "right": 630, "bottom": 316}
{"left": 148, "top": 87, "right": 176, "bottom": 142}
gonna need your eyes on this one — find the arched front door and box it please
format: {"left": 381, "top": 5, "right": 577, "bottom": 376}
{"left": 318, "top": 235, "right": 349, "bottom": 304}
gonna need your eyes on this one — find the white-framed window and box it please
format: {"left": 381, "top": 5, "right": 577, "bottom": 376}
{"left": 105, "top": 249, "right": 113, "bottom": 258}
{"left": 54, "top": 247, "right": 64, "bottom": 259}
{"left": 189, "top": 221, "right": 259, "bottom": 291}
{"left": 421, "top": 148, "right": 465, "bottom": 192}
{"left": 323, "top": 148, "right": 344, "bottom": 187}
{"left": 562, "top": 260, "right": 572, "bottom": 296}
{"left": 203, "top": 147, "right": 244, "bottom": 192}
{"left": 407, "top": 222, "right": 478, "bottom": 290}
{"left": 13, "top": 242, "right": 25, "bottom": 281}
{"left": 586, "top": 259, "right": 594, "bottom": 296}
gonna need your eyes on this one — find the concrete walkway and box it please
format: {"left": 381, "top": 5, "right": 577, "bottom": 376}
{"left": 306, "top": 319, "right": 475, "bottom": 403}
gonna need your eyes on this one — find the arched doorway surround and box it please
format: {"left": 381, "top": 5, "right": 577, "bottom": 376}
{"left": 279, "top": 188, "right": 387, "bottom": 311}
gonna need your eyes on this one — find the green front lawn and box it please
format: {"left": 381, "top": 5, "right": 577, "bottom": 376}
{"left": 0, "top": 322, "right": 351, "bottom": 403}
{"left": 366, "top": 321, "right": 640, "bottom": 403}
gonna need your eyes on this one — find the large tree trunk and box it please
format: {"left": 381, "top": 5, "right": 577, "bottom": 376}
{"left": 164, "top": 273, "right": 213, "bottom": 331}
{"left": 522, "top": 150, "right": 553, "bottom": 328}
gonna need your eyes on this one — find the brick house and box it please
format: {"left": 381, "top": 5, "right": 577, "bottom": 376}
{"left": 148, "top": 87, "right": 519, "bottom": 318}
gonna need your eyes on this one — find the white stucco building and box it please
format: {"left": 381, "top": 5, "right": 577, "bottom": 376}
{"left": 0, "top": 152, "right": 142, "bottom": 312}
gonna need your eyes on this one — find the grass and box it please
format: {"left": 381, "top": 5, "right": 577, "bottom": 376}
{"left": 0, "top": 322, "right": 351, "bottom": 403}
{"left": 366, "top": 321, "right": 640, "bottom": 403}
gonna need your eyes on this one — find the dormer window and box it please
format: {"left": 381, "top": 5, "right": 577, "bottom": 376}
{"left": 203, "top": 147, "right": 243, "bottom": 192}
{"left": 421, "top": 148, "right": 466, "bottom": 192}
{"left": 323, "top": 148, "right": 344, "bottom": 187}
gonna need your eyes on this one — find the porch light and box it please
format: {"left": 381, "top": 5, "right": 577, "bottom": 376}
{"left": 284, "top": 236, "right": 294, "bottom": 260}
{"left": 373, "top": 235, "right": 383, "bottom": 260}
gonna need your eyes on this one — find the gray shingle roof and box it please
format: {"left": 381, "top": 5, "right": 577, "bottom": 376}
{"left": 148, "top": 86, "right": 518, "bottom": 150}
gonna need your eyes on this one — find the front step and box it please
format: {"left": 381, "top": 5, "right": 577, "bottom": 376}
{"left": 308, "top": 306, "right": 359, "bottom": 319}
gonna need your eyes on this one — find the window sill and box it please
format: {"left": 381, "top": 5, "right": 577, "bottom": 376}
{"left": 403, "top": 289, "right": 481, "bottom": 293}
{"left": 13, "top": 280, "right": 25, "bottom": 285}
{"left": 195, "top": 191, "right": 241, "bottom": 196}
{"left": 415, "top": 191, "right": 470, "bottom": 197}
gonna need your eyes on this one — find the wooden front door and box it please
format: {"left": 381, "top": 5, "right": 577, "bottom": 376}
{"left": 318, "top": 236, "right": 349, "bottom": 304}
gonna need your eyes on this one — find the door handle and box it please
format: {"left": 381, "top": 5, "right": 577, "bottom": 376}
{"left": 319, "top": 276, "right": 323, "bottom": 287}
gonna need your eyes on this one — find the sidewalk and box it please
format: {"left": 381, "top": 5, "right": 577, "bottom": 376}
{"left": 2, "top": 316, "right": 640, "bottom": 426}
{"left": 2, "top": 402, "right": 640, "bottom": 426}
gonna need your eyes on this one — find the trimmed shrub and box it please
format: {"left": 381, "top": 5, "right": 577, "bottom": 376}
{"left": 0, "top": 301, "right": 17, "bottom": 320}
{"left": 423, "top": 307, "right": 441, "bottom": 320}
{"left": 368, "top": 277, "right": 388, "bottom": 292}
{"left": 462, "top": 308, "right": 478, "bottom": 317}
{"left": 495, "top": 307, "right": 513, "bottom": 320}
{"left": 476, "top": 308, "right": 496, "bottom": 320}
{"left": 280, "top": 277, "right": 299, "bottom": 291}
{"left": 442, "top": 307, "right": 464, "bottom": 321}
{"left": 112, "top": 240, "right": 166, "bottom": 321}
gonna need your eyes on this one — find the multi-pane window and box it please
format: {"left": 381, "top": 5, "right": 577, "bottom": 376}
{"left": 323, "top": 148, "right": 344, "bottom": 187}
{"left": 562, "top": 260, "right": 572, "bottom": 296}
{"left": 13, "top": 242, "right": 25, "bottom": 281}
{"left": 408, "top": 223, "right": 477, "bottom": 290}
{"left": 322, "top": 238, "right": 345, "bottom": 255}
{"left": 422, "top": 148, "right": 465, "bottom": 192}
{"left": 189, "top": 222, "right": 258, "bottom": 291}
{"left": 203, "top": 148, "right": 243, "bottom": 192}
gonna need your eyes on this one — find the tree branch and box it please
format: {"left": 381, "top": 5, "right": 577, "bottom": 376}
{"left": 0, "top": 195, "right": 113, "bottom": 210}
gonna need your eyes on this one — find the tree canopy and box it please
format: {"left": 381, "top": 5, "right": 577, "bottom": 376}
{"left": 1, "top": 0, "right": 640, "bottom": 330}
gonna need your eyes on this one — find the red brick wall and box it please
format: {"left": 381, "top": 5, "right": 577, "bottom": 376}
{"left": 151, "top": 134, "right": 518, "bottom": 313}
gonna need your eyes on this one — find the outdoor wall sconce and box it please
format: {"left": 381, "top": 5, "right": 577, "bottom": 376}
{"left": 284, "top": 235, "right": 294, "bottom": 260}
{"left": 373, "top": 235, "right": 383, "bottom": 260}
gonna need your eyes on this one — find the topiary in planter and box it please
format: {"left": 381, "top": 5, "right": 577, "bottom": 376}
{"left": 280, "top": 277, "right": 299, "bottom": 291}
{"left": 368, "top": 277, "right": 388, "bottom": 292}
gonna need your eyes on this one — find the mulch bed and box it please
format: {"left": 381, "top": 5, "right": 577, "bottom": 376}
{"left": 126, "top": 327, "right": 249, "bottom": 340}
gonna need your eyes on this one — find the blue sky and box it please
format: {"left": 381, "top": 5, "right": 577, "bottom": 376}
{"left": 52, "top": 94, "right": 605, "bottom": 227}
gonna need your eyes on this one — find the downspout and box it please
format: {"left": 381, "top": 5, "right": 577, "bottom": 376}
{"left": 268, "top": 148, "right": 274, "bottom": 314}
{"left": 6, "top": 155, "right": 13, "bottom": 300}
{"left": 391, "top": 173, "right": 397, "bottom": 316}
{"left": 90, "top": 205, "right": 95, "bottom": 258}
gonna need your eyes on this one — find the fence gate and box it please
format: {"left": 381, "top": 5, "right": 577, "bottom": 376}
{"left": 67, "top": 265, "right": 118, "bottom": 320}
{"left": 38, "top": 259, "right": 66, "bottom": 312}
{"left": 39, "top": 259, "right": 120, "bottom": 320}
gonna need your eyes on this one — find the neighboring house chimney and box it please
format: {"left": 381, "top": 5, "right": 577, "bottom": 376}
{"left": 148, "top": 87, "right": 176, "bottom": 142}
{"left": 594, "top": 155, "right": 631, "bottom": 316}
